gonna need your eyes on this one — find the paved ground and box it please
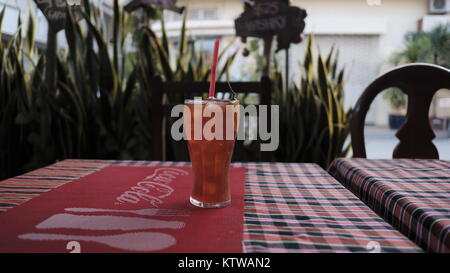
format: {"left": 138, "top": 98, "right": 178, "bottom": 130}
{"left": 365, "top": 126, "right": 450, "bottom": 160}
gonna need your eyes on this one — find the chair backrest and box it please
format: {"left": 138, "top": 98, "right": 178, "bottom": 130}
{"left": 151, "top": 76, "right": 272, "bottom": 162}
{"left": 351, "top": 63, "right": 450, "bottom": 159}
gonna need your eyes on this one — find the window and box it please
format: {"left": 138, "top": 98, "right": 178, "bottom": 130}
{"left": 203, "top": 9, "right": 218, "bottom": 20}
{"left": 164, "top": 10, "right": 183, "bottom": 22}
{"left": 194, "top": 38, "right": 218, "bottom": 53}
{"left": 188, "top": 9, "right": 200, "bottom": 20}
{"left": 164, "top": 8, "right": 218, "bottom": 22}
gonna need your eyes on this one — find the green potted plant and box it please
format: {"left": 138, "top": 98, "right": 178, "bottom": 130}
{"left": 383, "top": 88, "right": 407, "bottom": 129}
{"left": 388, "top": 23, "right": 450, "bottom": 130}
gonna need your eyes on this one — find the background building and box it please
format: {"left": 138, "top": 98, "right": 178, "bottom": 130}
{"left": 1, "top": 0, "right": 449, "bottom": 126}
{"left": 153, "top": 0, "right": 450, "bottom": 126}
{"left": 0, "top": 0, "right": 113, "bottom": 48}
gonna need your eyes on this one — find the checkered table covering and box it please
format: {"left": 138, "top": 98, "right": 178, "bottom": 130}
{"left": 329, "top": 158, "right": 450, "bottom": 253}
{"left": 0, "top": 160, "right": 422, "bottom": 253}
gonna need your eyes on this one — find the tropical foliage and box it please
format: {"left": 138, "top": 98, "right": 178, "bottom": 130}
{"left": 274, "top": 36, "right": 351, "bottom": 168}
{"left": 0, "top": 7, "right": 38, "bottom": 179}
{"left": 0, "top": 1, "right": 235, "bottom": 179}
{"left": 386, "top": 23, "right": 450, "bottom": 112}
{"left": 392, "top": 23, "right": 450, "bottom": 67}
{"left": 0, "top": 1, "right": 352, "bottom": 179}
{"left": 383, "top": 88, "right": 407, "bottom": 112}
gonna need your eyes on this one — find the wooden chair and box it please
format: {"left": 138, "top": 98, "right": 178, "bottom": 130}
{"left": 351, "top": 63, "right": 450, "bottom": 159}
{"left": 151, "top": 76, "right": 272, "bottom": 162}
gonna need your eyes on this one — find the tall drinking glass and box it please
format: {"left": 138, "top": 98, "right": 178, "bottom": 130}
{"left": 184, "top": 98, "right": 240, "bottom": 208}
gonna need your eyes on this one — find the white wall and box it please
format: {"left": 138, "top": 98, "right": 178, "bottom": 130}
{"left": 292, "top": 0, "right": 430, "bottom": 125}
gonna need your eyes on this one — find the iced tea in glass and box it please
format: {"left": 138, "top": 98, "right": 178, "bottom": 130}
{"left": 184, "top": 98, "right": 240, "bottom": 208}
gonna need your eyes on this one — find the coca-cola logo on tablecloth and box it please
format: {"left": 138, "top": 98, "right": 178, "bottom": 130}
{"left": 115, "top": 167, "right": 189, "bottom": 207}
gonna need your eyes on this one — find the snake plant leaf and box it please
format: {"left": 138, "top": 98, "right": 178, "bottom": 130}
{"left": 186, "top": 61, "right": 195, "bottom": 81}
{"left": 84, "top": 14, "right": 119, "bottom": 97}
{"left": 25, "top": 11, "right": 35, "bottom": 55}
{"left": 138, "top": 29, "right": 156, "bottom": 78}
{"left": 176, "top": 11, "right": 189, "bottom": 78}
{"left": 143, "top": 27, "right": 173, "bottom": 81}
{"left": 123, "top": 67, "right": 138, "bottom": 108}
{"left": 304, "top": 36, "right": 314, "bottom": 80}
{"left": 337, "top": 68, "right": 345, "bottom": 86}
{"left": 160, "top": 16, "right": 170, "bottom": 55}
{"left": 331, "top": 50, "right": 340, "bottom": 79}
{"left": 218, "top": 38, "right": 236, "bottom": 61}
{"left": 178, "top": 11, "right": 188, "bottom": 57}
{"left": 325, "top": 45, "right": 335, "bottom": 70}
{"left": 113, "top": 0, "right": 120, "bottom": 73}
{"left": 317, "top": 55, "right": 328, "bottom": 99}
{"left": 0, "top": 6, "right": 5, "bottom": 42}
{"left": 218, "top": 50, "right": 238, "bottom": 81}
{"left": 15, "top": 15, "right": 22, "bottom": 56}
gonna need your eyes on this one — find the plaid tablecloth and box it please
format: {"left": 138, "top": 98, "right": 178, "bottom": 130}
{"left": 0, "top": 160, "right": 421, "bottom": 253}
{"left": 329, "top": 158, "right": 450, "bottom": 253}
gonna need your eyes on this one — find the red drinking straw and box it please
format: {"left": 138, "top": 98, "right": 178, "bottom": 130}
{"left": 208, "top": 39, "right": 220, "bottom": 98}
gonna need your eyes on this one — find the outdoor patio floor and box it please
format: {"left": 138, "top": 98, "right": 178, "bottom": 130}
{"left": 365, "top": 126, "right": 450, "bottom": 159}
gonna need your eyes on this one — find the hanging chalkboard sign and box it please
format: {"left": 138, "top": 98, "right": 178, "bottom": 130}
{"left": 235, "top": 0, "right": 307, "bottom": 52}
{"left": 124, "top": 0, "right": 185, "bottom": 14}
{"left": 34, "top": 0, "right": 83, "bottom": 31}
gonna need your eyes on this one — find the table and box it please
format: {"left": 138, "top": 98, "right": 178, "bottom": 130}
{"left": 0, "top": 160, "right": 422, "bottom": 253}
{"left": 329, "top": 158, "right": 450, "bottom": 253}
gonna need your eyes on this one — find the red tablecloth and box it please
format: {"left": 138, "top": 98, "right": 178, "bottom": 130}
{"left": 0, "top": 165, "right": 245, "bottom": 253}
{"left": 0, "top": 160, "right": 422, "bottom": 253}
